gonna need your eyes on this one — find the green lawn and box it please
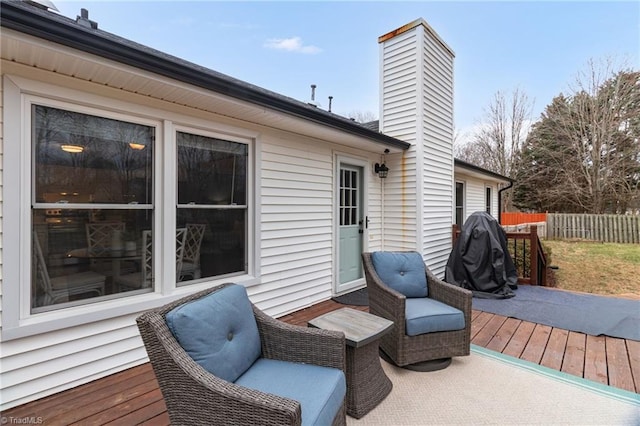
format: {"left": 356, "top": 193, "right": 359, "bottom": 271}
{"left": 542, "top": 240, "right": 640, "bottom": 297}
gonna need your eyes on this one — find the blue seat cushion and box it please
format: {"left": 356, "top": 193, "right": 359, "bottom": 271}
{"left": 371, "top": 251, "right": 428, "bottom": 298}
{"left": 235, "top": 358, "right": 346, "bottom": 426}
{"left": 405, "top": 297, "right": 465, "bottom": 336}
{"left": 166, "top": 284, "right": 262, "bottom": 383}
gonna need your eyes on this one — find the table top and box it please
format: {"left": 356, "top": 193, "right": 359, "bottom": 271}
{"left": 308, "top": 307, "right": 394, "bottom": 348}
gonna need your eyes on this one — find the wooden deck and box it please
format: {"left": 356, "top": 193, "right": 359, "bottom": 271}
{"left": 3, "top": 299, "right": 639, "bottom": 425}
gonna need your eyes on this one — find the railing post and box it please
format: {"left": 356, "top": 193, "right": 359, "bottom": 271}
{"left": 530, "top": 225, "right": 538, "bottom": 285}
{"left": 452, "top": 224, "right": 459, "bottom": 246}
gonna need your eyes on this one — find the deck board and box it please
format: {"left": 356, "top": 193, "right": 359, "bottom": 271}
{"left": 2, "top": 301, "right": 637, "bottom": 424}
{"left": 584, "top": 334, "right": 608, "bottom": 385}
{"left": 540, "top": 327, "right": 568, "bottom": 370}
{"left": 501, "top": 320, "right": 535, "bottom": 358}
{"left": 606, "top": 336, "right": 636, "bottom": 392}
{"left": 561, "top": 331, "right": 586, "bottom": 377}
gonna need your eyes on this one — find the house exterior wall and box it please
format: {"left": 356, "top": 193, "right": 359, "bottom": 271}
{"left": 379, "top": 19, "right": 455, "bottom": 276}
{"left": 455, "top": 171, "right": 502, "bottom": 224}
{"left": 0, "top": 61, "right": 387, "bottom": 409}
{"left": 0, "top": 12, "right": 457, "bottom": 410}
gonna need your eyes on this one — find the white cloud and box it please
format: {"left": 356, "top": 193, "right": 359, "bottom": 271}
{"left": 264, "top": 36, "right": 321, "bottom": 54}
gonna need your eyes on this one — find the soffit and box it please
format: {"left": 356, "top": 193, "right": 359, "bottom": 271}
{"left": 1, "top": 29, "right": 405, "bottom": 155}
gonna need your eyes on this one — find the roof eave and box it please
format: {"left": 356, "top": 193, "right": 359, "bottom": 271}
{"left": 1, "top": 1, "right": 410, "bottom": 151}
{"left": 454, "top": 159, "right": 514, "bottom": 183}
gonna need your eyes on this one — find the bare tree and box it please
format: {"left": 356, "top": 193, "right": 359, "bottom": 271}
{"left": 346, "top": 110, "right": 377, "bottom": 124}
{"left": 455, "top": 88, "right": 534, "bottom": 211}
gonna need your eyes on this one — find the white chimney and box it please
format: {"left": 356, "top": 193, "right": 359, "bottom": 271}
{"left": 378, "top": 19, "right": 456, "bottom": 275}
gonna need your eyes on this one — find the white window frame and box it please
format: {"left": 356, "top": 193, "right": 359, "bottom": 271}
{"left": 174, "top": 125, "right": 253, "bottom": 283}
{"left": 485, "top": 186, "right": 492, "bottom": 215}
{"left": 2, "top": 75, "right": 259, "bottom": 340}
{"left": 455, "top": 180, "right": 465, "bottom": 226}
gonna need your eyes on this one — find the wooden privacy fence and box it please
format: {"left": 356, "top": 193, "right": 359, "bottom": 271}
{"left": 547, "top": 213, "right": 640, "bottom": 243}
{"left": 501, "top": 212, "right": 547, "bottom": 226}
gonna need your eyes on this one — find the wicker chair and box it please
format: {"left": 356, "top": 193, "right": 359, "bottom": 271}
{"left": 362, "top": 252, "right": 472, "bottom": 369}
{"left": 136, "top": 283, "right": 347, "bottom": 425}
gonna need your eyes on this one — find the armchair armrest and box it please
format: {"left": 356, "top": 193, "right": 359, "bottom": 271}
{"left": 253, "top": 306, "right": 346, "bottom": 372}
{"left": 137, "top": 310, "right": 303, "bottom": 425}
{"left": 426, "top": 268, "right": 472, "bottom": 326}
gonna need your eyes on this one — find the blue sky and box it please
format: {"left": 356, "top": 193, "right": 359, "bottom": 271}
{"left": 53, "top": 1, "right": 639, "bottom": 136}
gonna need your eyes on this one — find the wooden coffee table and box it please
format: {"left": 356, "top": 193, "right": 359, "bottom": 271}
{"left": 308, "top": 307, "right": 393, "bottom": 418}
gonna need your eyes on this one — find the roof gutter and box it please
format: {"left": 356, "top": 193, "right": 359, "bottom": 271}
{"left": 1, "top": 1, "right": 410, "bottom": 151}
{"left": 498, "top": 181, "right": 514, "bottom": 225}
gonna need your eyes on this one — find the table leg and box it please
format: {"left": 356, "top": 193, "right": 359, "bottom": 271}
{"left": 345, "top": 339, "right": 392, "bottom": 418}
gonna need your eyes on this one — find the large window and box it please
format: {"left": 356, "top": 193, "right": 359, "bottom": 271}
{"left": 32, "top": 105, "right": 154, "bottom": 312}
{"left": 24, "top": 101, "right": 253, "bottom": 316}
{"left": 176, "top": 131, "right": 248, "bottom": 282}
{"left": 2, "top": 77, "right": 256, "bottom": 338}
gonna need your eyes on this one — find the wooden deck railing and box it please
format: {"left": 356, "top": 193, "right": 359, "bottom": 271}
{"left": 452, "top": 224, "right": 548, "bottom": 286}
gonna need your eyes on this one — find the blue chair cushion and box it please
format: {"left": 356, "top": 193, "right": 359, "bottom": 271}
{"left": 166, "top": 284, "right": 262, "bottom": 383}
{"left": 235, "top": 358, "right": 346, "bottom": 426}
{"left": 371, "top": 251, "right": 428, "bottom": 298}
{"left": 405, "top": 298, "right": 466, "bottom": 336}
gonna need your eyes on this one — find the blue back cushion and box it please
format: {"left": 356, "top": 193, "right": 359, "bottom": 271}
{"left": 166, "top": 284, "right": 262, "bottom": 383}
{"left": 371, "top": 251, "right": 428, "bottom": 298}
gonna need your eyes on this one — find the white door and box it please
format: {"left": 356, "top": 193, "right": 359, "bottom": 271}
{"left": 336, "top": 161, "right": 366, "bottom": 294}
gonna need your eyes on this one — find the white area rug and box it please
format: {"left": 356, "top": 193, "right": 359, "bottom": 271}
{"left": 348, "top": 346, "right": 639, "bottom": 425}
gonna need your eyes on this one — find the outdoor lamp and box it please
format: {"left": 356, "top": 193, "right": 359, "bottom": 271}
{"left": 375, "top": 148, "right": 390, "bottom": 178}
{"left": 375, "top": 162, "right": 389, "bottom": 178}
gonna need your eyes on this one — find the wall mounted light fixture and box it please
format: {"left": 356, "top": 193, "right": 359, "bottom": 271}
{"left": 374, "top": 162, "right": 389, "bottom": 178}
{"left": 375, "top": 148, "right": 390, "bottom": 179}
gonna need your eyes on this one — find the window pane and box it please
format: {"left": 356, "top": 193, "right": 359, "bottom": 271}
{"left": 177, "top": 132, "right": 247, "bottom": 205}
{"left": 33, "top": 105, "right": 153, "bottom": 205}
{"left": 32, "top": 209, "right": 153, "bottom": 311}
{"left": 177, "top": 209, "right": 246, "bottom": 282}
{"left": 455, "top": 182, "right": 464, "bottom": 207}
{"left": 486, "top": 188, "right": 492, "bottom": 213}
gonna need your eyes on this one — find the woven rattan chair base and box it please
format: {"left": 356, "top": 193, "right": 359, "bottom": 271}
{"left": 345, "top": 340, "right": 393, "bottom": 419}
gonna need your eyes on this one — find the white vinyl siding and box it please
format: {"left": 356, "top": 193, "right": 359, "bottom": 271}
{"left": 257, "top": 139, "right": 334, "bottom": 312}
{"left": 420, "top": 28, "right": 455, "bottom": 275}
{"left": 455, "top": 172, "right": 501, "bottom": 223}
{"left": 0, "top": 64, "right": 389, "bottom": 410}
{"left": 380, "top": 20, "right": 455, "bottom": 276}
{"left": 380, "top": 29, "right": 419, "bottom": 252}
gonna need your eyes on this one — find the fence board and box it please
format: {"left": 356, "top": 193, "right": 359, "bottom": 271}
{"left": 546, "top": 213, "right": 640, "bottom": 243}
{"left": 501, "top": 212, "right": 547, "bottom": 225}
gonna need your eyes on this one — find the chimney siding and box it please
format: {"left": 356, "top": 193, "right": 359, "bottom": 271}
{"left": 379, "top": 19, "right": 455, "bottom": 276}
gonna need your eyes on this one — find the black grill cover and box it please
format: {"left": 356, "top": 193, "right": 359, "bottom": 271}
{"left": 445, "top": 212, "right": 517, "bottom": 299}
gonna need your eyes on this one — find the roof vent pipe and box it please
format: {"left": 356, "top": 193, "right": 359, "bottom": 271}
{"left": 328, "top": 96, "right": 333, "bottom": 113}
{"left": 307, "top": 84, "right": 320, "bottom": 107}
{"left": 76, "top": 8, "right": 98, "bottom": 29}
